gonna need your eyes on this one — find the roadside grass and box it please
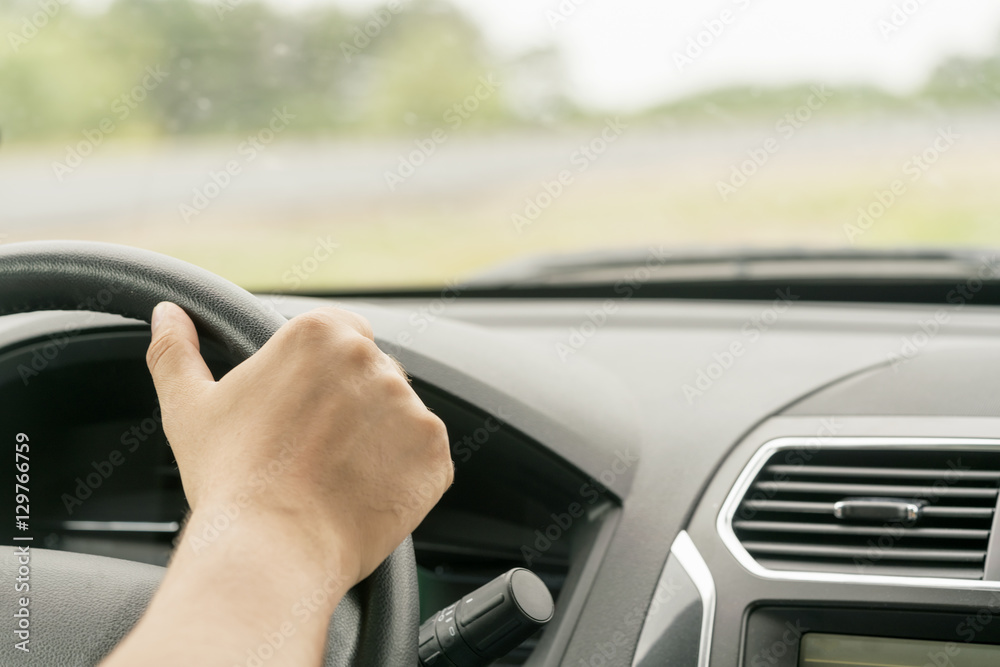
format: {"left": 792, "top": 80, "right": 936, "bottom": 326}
{"left": 18, "top": 128, "right": 1000, "bottom": 291}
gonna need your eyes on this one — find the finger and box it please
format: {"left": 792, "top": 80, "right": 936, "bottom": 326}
{"left": 146, "top": 302, "right": 215, "bottom": 410}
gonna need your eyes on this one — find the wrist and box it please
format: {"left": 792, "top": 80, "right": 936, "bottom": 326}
{"left": 107, "top": 504, "right": 354, "bottom": 666}
{"left": 179, "top": 503, "right": 358, "bottom": 603}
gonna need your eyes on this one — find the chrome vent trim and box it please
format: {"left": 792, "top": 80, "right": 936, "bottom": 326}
{"left": 60, "top": 521, "right": 180, "bottom": 534}
{"left": 673, "top": 532, "right": 715, "bottom": 667}
{"left": 631, "top": 531, "right": 715, "bottom": 667}
{"left": 718, "top": 437, "right": 1000, "bottom": 590}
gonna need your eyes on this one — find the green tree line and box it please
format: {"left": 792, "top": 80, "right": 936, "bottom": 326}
{"left": 0, "top": 0, "right": 521, "bottom": 143}
{"left": 1, "top": 0, "right": 999, "bottom": 146}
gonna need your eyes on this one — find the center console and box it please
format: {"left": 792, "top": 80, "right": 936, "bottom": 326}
{"left": 633, "top": 415, "right": 1000, "bottom": 667}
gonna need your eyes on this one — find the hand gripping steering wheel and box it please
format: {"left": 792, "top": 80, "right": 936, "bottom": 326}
{"left": 0, "top": 241, "right": 418, "bottom": 666}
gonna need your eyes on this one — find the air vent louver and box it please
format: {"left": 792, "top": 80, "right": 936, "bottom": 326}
{"left": 731, "top": 448, "right": 1000, "bottom": 580}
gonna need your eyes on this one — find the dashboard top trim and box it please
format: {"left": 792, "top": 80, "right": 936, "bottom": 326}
{"left": 717, "top": 436, "right": 1000, "bottom": 591}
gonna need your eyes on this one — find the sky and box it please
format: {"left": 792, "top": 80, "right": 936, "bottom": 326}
{"left": 92, "top": 0, "right": 1000, "bottom": 111}
{"left": 454, "top": 0, "right": 1000, "bottom": 108}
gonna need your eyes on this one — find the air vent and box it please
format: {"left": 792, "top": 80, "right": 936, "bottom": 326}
{"left": 728, "top": 445, "right": 1000, "bottom": 580}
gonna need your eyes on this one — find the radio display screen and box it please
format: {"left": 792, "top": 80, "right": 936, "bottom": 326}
{"left": 800, "top": 632, "right": 1000, "bottom": 667}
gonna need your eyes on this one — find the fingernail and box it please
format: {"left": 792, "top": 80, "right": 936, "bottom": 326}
{"left": 151, "top": 303, "right": 167, "bottom": 334}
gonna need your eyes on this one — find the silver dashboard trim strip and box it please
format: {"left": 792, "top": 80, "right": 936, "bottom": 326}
{"left": 673, "top": 531, "right": 716, "bottom": 667}
{"left": 61, "top": 520, "right": 181, "bottom": 533}
{"left": 632, "top": 530, "right": 716, "bottom": 667}
{"left": 717, "top": 436, "right": 1000, "bottom": 590}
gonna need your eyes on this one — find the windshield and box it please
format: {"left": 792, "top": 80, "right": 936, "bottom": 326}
{"left": 3, "top": 0, "right": 999, "bottom": 290}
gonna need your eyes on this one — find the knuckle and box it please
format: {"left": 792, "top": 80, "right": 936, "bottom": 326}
{"left": 385, "top": 355, "right": 408, "bottom": 379}
{"left": 146, "top": 333, "right": 179, "bottom": 373}
{"left": 304, "top": 307, "right": 374, "bottom": 340}
{"left": 439, "top": 459, "right": 456, "bottom": 489}
{"left": 343, "top": 311, "right": 375, "bottom": 340}
{"left": 375, "top": 367, "right": 412, "bottom": 397}
{"left": 287, "top": 310, "right": 335, "bottom": 340}
{"left": 415, "top": 409, "right": 455, "bottom": 480}
{"left": 339, "top": 334, "right": 380, "bottom": 366}
{"left": 415, "top": 410, "right": 450, "bottom": 452}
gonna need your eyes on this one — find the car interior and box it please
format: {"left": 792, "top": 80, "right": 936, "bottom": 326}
{"left": 4, "top": 1, "right": 1000, "bottom": 666}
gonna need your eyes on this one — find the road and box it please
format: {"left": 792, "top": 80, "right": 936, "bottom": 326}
{"left": 2, "top": 113, "right": 998, "bottom": 288}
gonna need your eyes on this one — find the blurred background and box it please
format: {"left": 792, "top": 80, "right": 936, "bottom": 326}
{"left": 2, "top": 0, "right": 1000, "bottom": 289}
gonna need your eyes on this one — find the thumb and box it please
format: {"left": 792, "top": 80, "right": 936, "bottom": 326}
{"left": 146, "top": 302, "right": 215, "bottom": 409}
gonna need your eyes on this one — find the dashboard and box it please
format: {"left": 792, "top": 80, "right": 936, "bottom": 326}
{"left": 5, "top": 293, "right": 1000, "bottom": 666}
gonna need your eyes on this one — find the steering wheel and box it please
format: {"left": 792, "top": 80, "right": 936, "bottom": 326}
{"left": 0, "top": 241, "right": 418, "bottom": 666}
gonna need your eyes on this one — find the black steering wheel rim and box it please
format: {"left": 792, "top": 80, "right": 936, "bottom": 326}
{"left": 0, "top": 240, "right": 418, "bottom": 666}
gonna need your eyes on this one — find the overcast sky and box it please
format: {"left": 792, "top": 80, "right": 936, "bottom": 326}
{"left": 320, "top": 0, "right": 1000, "bottom": 111}
{"left": 67, "top": 0, "right": 985, "bottom": 111}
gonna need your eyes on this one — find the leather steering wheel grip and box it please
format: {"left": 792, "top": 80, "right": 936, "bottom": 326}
{"left": 325, "top": 537, "right": 421, "bottom": 667}
{"left": 0, "top": 240, "right": 285, "bottom": 362}
{"left": 0, "top": 241, "right": 420, "bottom": 666}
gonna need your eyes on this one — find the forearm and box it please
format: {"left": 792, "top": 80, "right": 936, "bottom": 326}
{"left": 101, "top": 507, "right": 351, "bottom": 667}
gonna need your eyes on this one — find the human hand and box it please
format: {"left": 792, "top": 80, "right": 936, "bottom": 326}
{"left": 145, "top": 302, "right": 454, "bottom": 585}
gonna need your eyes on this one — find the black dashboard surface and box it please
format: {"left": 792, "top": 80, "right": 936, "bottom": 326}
{"left": 6, "top": 295, "right": 1000, "bottom": 666}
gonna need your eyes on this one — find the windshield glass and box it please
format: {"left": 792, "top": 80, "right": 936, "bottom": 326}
{"left": 3, "top": 0, "right": 999, "bottom": 290}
